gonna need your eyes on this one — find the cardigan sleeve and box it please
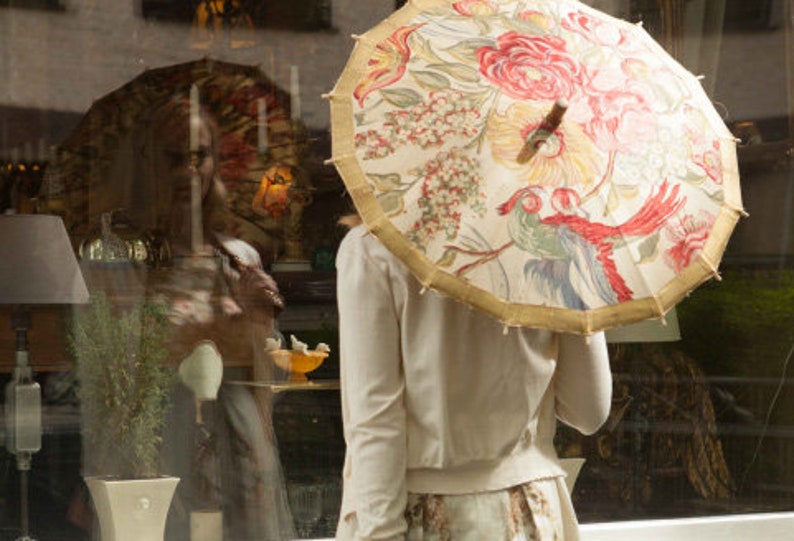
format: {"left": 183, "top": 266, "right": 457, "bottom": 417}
{"left": 336, "top": 232, "right": 408, "bottom": 540}
{"left": 554, "top": 332, "right": 612, "bottom": 435}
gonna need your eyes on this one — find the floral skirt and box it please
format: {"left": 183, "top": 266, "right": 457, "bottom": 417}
{"left": 337, "top": 477, "right": 577, "bottom": 541}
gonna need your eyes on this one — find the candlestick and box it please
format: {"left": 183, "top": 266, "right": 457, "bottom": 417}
{"left": 290, "top": 65, "right": 301, "bottom": 122}
{"left": 37, "top": 139, "right": 47, "bottom": 163}
{"left": 191, "top": 174, "right": 203, "bottom": 254}
{"left": 189, "top": 84, "right": 201, "bottom": 153}
{"left": 1, "top": 119, "right": 8, "bottom": 157}
{"left": 257, "top": 97, "right": 268, "bottom": 155}
{"left": 266, "top": 49, "right": 275, "bottom": 82}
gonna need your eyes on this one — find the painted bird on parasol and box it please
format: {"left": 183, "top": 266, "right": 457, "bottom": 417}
{"left": 497, "top": 180, "right": 685, "bottom": 309}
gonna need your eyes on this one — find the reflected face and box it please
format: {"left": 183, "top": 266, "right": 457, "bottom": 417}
{"left": 135, "top": 112, "right": 219, "bottom": 249}
{"left": 153, "top": 119, "right": 216, "bottom": 208}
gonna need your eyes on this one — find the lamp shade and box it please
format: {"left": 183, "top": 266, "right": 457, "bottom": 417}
{"left": 0, "top": 215, "right": 89, "bottom": 305}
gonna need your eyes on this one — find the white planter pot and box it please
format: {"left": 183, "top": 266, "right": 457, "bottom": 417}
{"left": 85, "top": 476, "right": 180, "bottom": 541}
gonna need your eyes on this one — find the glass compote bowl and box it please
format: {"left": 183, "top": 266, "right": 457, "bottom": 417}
{"left": 269, "top": 349, "right": 329, "bottom": 382}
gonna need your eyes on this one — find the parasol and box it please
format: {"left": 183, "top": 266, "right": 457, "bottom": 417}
{"left": 327, "top": 0, "right": 745, "bottom": 333}
{"left": 41, "top": 57, "right": 301, "bottom": 257}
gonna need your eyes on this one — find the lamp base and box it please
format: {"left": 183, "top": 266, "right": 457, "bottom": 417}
{"left": 5, "top": 375, "right": 42, "bottom": 455}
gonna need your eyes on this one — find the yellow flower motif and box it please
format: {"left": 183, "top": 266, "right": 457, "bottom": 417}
{"left": 453, "top": 0, "right": 498, "bottom": 17}
{"left": 353, "top": 23, "right": 424, "bottom": 106}
{"left": 487, "top": 101, "right": 605, "bottom": 189}
{"left": 517, "top": 9, "right": 555, "bottom": 31}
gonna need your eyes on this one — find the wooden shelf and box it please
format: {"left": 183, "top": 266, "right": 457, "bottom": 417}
{"left": 0, "top": 306, "right": 72, "bottom": 373}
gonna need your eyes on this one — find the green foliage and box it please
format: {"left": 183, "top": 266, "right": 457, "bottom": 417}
{"left": 677, "top": 268, "right": 794, "bottom": 379}
{"left": 674, "top": 268, "right": 794, "bottom": 489}
{"left": 70, "top": 293, "right": 175, "bottom": 479}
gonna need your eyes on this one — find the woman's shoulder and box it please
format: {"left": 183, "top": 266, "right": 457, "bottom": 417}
{"left": 338, "top": 224, "right": 398, "bottom": 267}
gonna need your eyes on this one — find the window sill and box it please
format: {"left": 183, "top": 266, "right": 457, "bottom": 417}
{"left": 581, "top": 512, "right": 794, "bottom": 541}
{"left": 305, "top": 512, "right": 794, "bottom": 541}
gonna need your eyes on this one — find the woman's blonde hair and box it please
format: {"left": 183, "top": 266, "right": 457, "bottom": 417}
{"left": 338, "top": 213, "right": 363, "bottom": 229}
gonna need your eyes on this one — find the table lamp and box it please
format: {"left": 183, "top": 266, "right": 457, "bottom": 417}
{"left": 0, "top": 214, "right": 89, "bottom": 541}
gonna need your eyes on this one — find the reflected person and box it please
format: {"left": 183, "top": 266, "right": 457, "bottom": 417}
{"left": 121, "top": 95, "right": 295, "bottom": 541}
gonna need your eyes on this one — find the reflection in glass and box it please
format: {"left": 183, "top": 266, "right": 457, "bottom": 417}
{"left": 288, "top": 480, "right": 323, "bottom": 538}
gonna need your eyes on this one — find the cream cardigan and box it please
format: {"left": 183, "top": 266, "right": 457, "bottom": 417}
{"left": 336, "top": 225, "right": 612, "bottom": 540}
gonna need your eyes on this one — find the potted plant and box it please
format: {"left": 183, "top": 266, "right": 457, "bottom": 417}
{"left": 70, "top": 292, "right": 179, "bottom": 541}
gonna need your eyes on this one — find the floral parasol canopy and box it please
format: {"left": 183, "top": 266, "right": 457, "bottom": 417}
{"left": 328, "top": 0, "right": 745, "bottom": 333}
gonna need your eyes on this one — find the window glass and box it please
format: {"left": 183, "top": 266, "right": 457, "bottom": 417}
{"left": 561, "top": 0, "right": 794, "bottom": 523}
{"left": 0, "top": 1, "right": 791, "bottom": 539}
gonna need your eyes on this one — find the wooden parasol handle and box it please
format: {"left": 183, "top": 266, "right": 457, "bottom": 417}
{"left": 516, "top": 99, "right": 569, "bottom": 164}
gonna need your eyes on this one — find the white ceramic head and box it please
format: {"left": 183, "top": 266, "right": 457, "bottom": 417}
{"left": 179, "top": 340, "right": 223, "bottom": 401}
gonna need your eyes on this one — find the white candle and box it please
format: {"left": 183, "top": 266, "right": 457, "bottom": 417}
{"left": 189, "top": 84, "right": 200, "bottom": 153}
{"left": 290, "top": 65, "right": 301, "bottom": 121}
{"left": 189, "top": 84, "right": 203, "bottom": 252}
{"left": 257, "top": 97, "right": 268, "bottom": 154}
{"left": 37, "top": 138, "right": 47, "bottom": 162}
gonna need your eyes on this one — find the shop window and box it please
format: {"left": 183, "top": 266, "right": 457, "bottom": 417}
{"left": 2, "top": 0, "right": 794, "bottom": 539}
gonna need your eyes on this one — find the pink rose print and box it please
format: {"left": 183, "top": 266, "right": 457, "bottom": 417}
{"left": 477, "top": 32, "right": 585, "bottom": 101}
{"left": 664, "top": 210, "right": 716, "bottom": 272}
{"left": 569, "top": 61, "right": 656, "bottom": 153}
{"left": 578, "top": 89, "right": 654, "bottom": 153}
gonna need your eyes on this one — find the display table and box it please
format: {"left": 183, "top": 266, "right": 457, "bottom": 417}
{"left": 224, "top": 379, "right": 340, "bottom": 394}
